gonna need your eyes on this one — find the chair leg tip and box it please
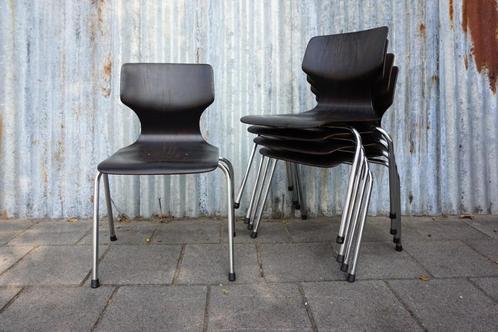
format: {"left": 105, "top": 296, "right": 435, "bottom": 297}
{"left": 336, "top": 254, "right": 345, "bottom": 263}
{"left": 340, "top": 263, "right": 348, "bottom": 272}
{"left": 346, "top": 274, "right": 356, "bottom": 283}
{"left": 389, "top": 213, "right": 396, "bottom": 219}
{"left": 336, "top": 236, "right": 344, "bottom": 244}
{"left": 288, "top": 186, "right": 294, "bottom": 191}
{"left": 250, "top": 232, "right": 258, "bottom": 239}
{"left": 300, "top": 214, "right": 308, "bottom": 220}
{"left": 390, "top": 228, "right": 397, "bottom": 235}
{"left": 228, "top": 273, "right": 236, "bottom": 281}
{"left": 91, "top": 279, "right": 100, "bottom": 288}
{"left": 234, "top": 202, "right": 240, "bottom": 209}
{"left": 233, "top": 232, "right": 236, "bottom": 237}
{"left": 243, "top": 217, "right": 250, "bottom": 224}
{"left": 247, "top": 224, "right": 254, "bottom": 230}
{"left": 293, "top": 202, "right": 301, "bottom": 210}
{"left": 395, "top": 244, "right": 403, "bottom": 252}
{"left": 110, "top": 235, "right": 117, "bottom": 241}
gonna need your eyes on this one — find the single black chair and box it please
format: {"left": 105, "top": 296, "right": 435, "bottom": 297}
{"left": 90, "top": 63, "right": 236, "bottom": 288}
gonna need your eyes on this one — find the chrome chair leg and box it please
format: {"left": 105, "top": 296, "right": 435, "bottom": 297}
{"left": 91, "top": 172, "right": 103, "bottom": 288}
{"left": 290, "top": 163, "right": 300, "bottom": 209}
{"left": 251, "top": 158, "right": 278, "bottom": 237}
{"left": 336, "top": 129, "right": 363, "bottom": 245}
{"left": 245, "top": 155, "right": 265, "bottom": 226}
{"left": 293, "top": 164, "right": 307, "bottom": 219}
{"left": 248, "top": 156, "right": 269, "bottom": 230}
{"left": 218, "top": 158, "right": 236, "bottom": 281}
{"left": 103, "top": 174, "right": 117, "bottom": 241}
{"left": 347, "top": 169, "right": 373, "bottom": 282}
{"left": 393, "top": 168, "right": 402, "bottom": 251}
{"left": 286, "top": 162, "right": 294, "bottom": 191}
{"left": 337, "top": 146, "right": 365, "bottom": 263}
{"left": 341, "top": 158, "right": 368, "bottom": 272}
{"left": 235, "top": 143, "right": 258, "bottom": 209}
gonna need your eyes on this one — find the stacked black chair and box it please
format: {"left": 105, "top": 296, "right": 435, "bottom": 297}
{"left": 238, "top": 27, "right": 401, "bottom": 281}
{"left": 91, "top": 63, "right": 237, "bottom": 288}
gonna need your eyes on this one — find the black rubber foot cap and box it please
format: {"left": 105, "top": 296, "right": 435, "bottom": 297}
{"left": 234, "top": 202, "right": 240, "bottom": 209}
{"left": 293, "top": 201, "right": 300, "bottom": 210}
{"left": 390, "top": 228, "right": 397, "bottom": 235}
{"left": 347, "top": 274, "right": 356, "bottom": 283}
{"left": 243, "top": 217, "right": 250, "bottom": 224}
{"left": 247, "top": 224, "right": 254, "bottom": 230}
{"left": 395, "top": 244, "right": 403, "bottom": 252}
{"left": 288, "top": 186, "right": 294, "bottom": 191}
{"left": 228, "top": 273, "right": 236, "bottom": 281}
{"left": 393, "top": 237, "right": 401, "bottom": 244}
{"left": 91, "top": 279, "right": 100, "bottom": 288}
{"left": 233, "top": 232, "right": 236, "bottom": 237}
{"left": 110, "top": 235, "right": 117, "bottom": 241}
{"left": 336, "top": 236, "right": 344, "bottom": 244}
{"left": 340, "top": 263, "right": 349, "bottom": 272}
{"left": 301, "top": 214, "right": 308, "bottom": 220}
{"left": 250, "top": 232, "right": 258, "bottom": 239}
{"left": 390, "top": 212, "right": 396, "bottom": 219}
{"left": 336, "top": 254, "right": 345, "bottom": 263}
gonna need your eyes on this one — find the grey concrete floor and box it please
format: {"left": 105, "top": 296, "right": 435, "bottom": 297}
{"left": 0, "top": 215, "right": 497, "bottom": 331}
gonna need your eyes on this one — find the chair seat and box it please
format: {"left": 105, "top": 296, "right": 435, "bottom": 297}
{"left": 240, "top": 109, "right": 379, "bottom": 129}
{"left": 98, "top": 140, "right": 219, "bottom": 175}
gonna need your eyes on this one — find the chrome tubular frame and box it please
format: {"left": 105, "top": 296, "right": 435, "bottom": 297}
{"left": 248, "top": 156, "right": 270, "bottom": 230}
{"left": 251, "top": 158, "right": 278, "bottom": 237}
{"left": 234, "top": 143, "right": 258, "bottom": 209}
{"left": 91, "top": 172, "right": 103, "bottom": 288}
{"left": 346, "top": 168, "right": 373, "bottom": 282}
{"left": 293, "top": 163, "right": 307, "bottom": 219}
{"left": 92, "top": 157, "right": 238, "bottom": 288}
{"left": 218, "top": 157, "right": 236, "bottom": 281}
{"left": 244, "top": 155, "right": 266, "bottom": 225}
{"left": 102, "top": 174, "right": 117, "bottom": 241}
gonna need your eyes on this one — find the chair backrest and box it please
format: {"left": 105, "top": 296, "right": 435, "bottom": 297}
{"left": 301, "top": 27, "right": 388, "bottom": 113}
{"left": 302, "top": 27, "right": 388, "bottom": 81}
{"left": 120, "top": 63, "right": 214, "bottom": 136}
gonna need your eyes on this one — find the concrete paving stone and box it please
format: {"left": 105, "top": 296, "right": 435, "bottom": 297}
{"left": 464, "top": 215, "right": 498, "bottom": 239}
{"left": 8, "top": 221, "right": 91, "bottom": 245}
{"left": 303, "top": 280, "right": 422, "bottom": 331}
{"left": 404, "top": 240, "right": 498, "bottom": 277}
{"left": 260, "top": 243, "right": 344, "bottom": 282}
{"left": 177, "top": 244, "right": 260, "bottom": 284}
{"left": 222, "top": 221, "right": 291, "bottom": 243}
{"left": 405, "top": 220, "right": 490, "bottom": 241}
{"left": 286, "top": 219, "right": 340, "bottom": 242}
{"left": 0, "top": 286, "right": 114, "bottom": 331}
{"left": 152, "top": 220, "right": 220, "bottom": 244}
{"left": 0, "top": 246, "right": 32, "bottom": 275}
{"left": 96, "top": 285, "right": 207, "bottom": 332}
{"left": 388, "top": 278, "right": 498, "bottom": 331}
{"left": 0, "top": 245, "right": 106, "bottom": 286}
{"left": 0, "top": 287, "right": 21, "bottom": 310}
{"left": 469, "top": 277, "right": 498, "bottom": 302}
{"left": 208, "top": 283, "right": 311, "bottom": 331}
{"left": 80, "top": 223, "right": 157, "bottom": 245}
{"left": 464, "top": 238, "right": 498, "bottom": 262}
{"left": 0, "top": 220, "right": 35, "bottom": 246}
{"left": 352, "top": 242, "right": 428, "bottom": 280}
{"left": 99, "top": 245, "right": 181, "bottom": 285}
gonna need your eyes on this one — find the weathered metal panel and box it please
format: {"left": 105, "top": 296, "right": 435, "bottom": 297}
{"left": 0, "top": 0, "right": 496, "bottom": 219}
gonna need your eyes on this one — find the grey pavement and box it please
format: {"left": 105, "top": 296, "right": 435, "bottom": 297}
{"left": 0, "top": 215, "right": 496, "bottom": 331}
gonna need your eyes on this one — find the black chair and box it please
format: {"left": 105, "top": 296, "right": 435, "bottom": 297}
{"left": 90, "top": 63, "right": 236, "bottom": 288}
{"left": 238, "top": 27, "right": 400, "bottom": 281}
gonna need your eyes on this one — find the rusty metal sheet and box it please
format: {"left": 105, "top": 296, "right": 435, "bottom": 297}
{"left": 0, "top": 0, "right": 496, "bottom": 219}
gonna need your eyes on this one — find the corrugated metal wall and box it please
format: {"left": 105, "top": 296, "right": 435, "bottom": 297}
{"left": 0, "top": 0, "right": 497, "bottom": 219}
